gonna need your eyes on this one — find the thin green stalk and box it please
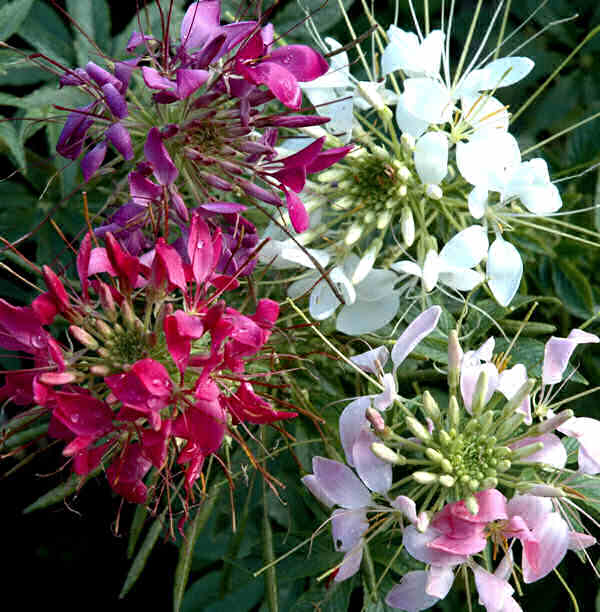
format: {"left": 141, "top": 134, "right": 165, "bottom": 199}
{"left": 261, "top": 428, "right": 278, "bottom": 612}
{"left": 453, "top": 0, "right": 484, "bottom": 87}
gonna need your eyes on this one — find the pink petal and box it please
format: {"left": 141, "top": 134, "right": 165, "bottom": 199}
{"left": 312, "top": 456, "right": 372, "bottom": 509}
{"left": 473, "top": 564, "right": 514, "bottom": 612}
{"left": 128, "top": 170, "right": 162, "bottom": 206}
{"left": 543, "top": 329, "right": 599, "bottom": 385}
{"left": 391, "top": 306, "right": 441, "bottom": 372}
{"left": 568, "top": 531, "right": 596, "bottom": 551}
{"left": 76, "top": 232, "right": 92, "bottom": 301}
{"left": 335, "top": 542, "right": 364, "bottom": 582}
{"left": 268, "top": 45, "right": 328, "bottom": 82}
{"left": 339, "top": 397, "right": 369, "bottom": 466}
{"left": 426, "top": 565, "right": 455, "bottom": 599}
{"left": 187, "top": 213, "right": 215, "bottom": 284}
{"left": 510, "top": 434, "right": 567, "bottom": 468}
{"left": 385, "top": 571, "right": 441, "bottom": 612}
{"left": 54, "top": 392, "right": 113, "bottom": 438}
{"left": 301, "top": 474, "right": 336, "bottom": 507}
{"left": 403, "top": 525, "right": 467, "bottom": 566}
{"left": 332, "top": 508, "right": 368, "bottom": 551}
{"left": 244, "top": 61, "right": 302, "bottom": 109}
{"left": 523, "top": 513, "right": 569, "bottom": 583}
{"left": 507, "top": 495, "right": 553, "bottom": 531}
{"left": 142, "top": 66, "right": 174, "bottom": 91}
{"left": 460, "top": 362, "right": 499, "bottom": 412}
{"left": 352, "top": 428, "right": 392, "bottom": 494}
{"left": 350, "top": 346, "right": 390, "bottom": 373}
{"left": 497, "top": 363, "right": 531, "bottom": 424}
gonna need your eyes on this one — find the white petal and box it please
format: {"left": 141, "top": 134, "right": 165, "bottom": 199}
{"left": 414, "top": 132, "right": 449, "bottom": 185}
{"left": 391, "top": 305, "right": 442, "bottom": 370}
{"left": 382, "top": 28, "right": 422, "bottom": 75}
{"left": 461, "top": 94, "right": 509, "bottom": 132}
{"left": 391, "top": 260, "right": 423, "bottom": 278}
{"left": 476, "top": 57, "right": 535, "bottom": 90}
{"left": 350, "top": 346, "right": 390, "bottom": 374}
{"left": 438, "top": 267, "right": 484, "bottom": 291}
{"left": 330, "top": 266, "right": 356, "bottom": 305}
{"left": 439, "top": 225, "right": 489, "bottom": 269}
{"left": 468, "top": 185, "right": 488, "bottom": 219}
{"left": 332, "top": 508, "right": 368, "bottom": 552}
{"left": 487, "top": 237, "right": 522, "bottom": 307}
{"left": 386, "top": 571, "right": 442, "bottom": 612}
{"left": 336, "top": 293, "right": 400, "bottom": 335}
{"left": 287, "top": 273, "right": 320, "bottom": 299}
{"left": 519, "top": 183, "right": 562, "bottom": 216}
{"left": 403, "top": 78, "right": 454, "bottom": 124}
{"left": 422, "top": 250, "right": 441, "bottom": 292}
{"left": 309, "top": 280, "right": 340, "bottom": 320}
{"left": 395, "top": 94, "right": 430, "bottom": 138}
{"left": 355, "top": 269, "right": 398, "bottom": 301}
{"left": 419, "top": 30, "right": 445, "bottom": 75}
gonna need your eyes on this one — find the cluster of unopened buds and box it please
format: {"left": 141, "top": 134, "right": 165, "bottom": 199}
{"left": 304, "top": 306, "right": 600, "bottom": 610}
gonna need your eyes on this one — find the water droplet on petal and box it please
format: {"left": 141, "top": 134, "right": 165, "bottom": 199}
{"left": 197, "top": 241, "right": 204, "bottom": 249}
{"left": 71, "top": 414, "right": 80, "bottom": 423}
{"left": 31, "top": 334, "right": 46, "bottom": 349}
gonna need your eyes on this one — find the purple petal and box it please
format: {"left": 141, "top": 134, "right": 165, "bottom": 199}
{"left": 56, "top": 104, "right": 95, "bottom": 159}
{"left": 523, "top": 513, "right": 569, "bottom": 583}
{"left": 145, "top": 127, "right": 178, "bottom": 185}
{"left": 181, "top": 1, "right": 221, "bottom": 50}
{"left": 339, "top": 397, "right": 369, "bottom": 466}
{"left": 106, "top": 122, "right": 133, "bottom": 160}
{"left": 142, "top": 66, "right": 174, "bottom": 91}
{"left": 312, "top": 456, "right": 372, "bottom": 509}
{"left": 391, "top": 306, "right": 442, "bottom": 372}
{"left": 129, "top": 171, "right": 162, "bottom": 206}
{"left": 81, "top": 140, "right": 107, "bottom": 182}
{"left": 352, "top": 428, "right": 392, "bottom": 494}
{"left": 114, "top": 58, "right": 139, "bottom": 90}
{"left": 332, "top": 508, "right": 368, "bottom": 551}
{"left": 385, "top": 571, "right": 441, "bottom": 612}
{"left": 176, "top": 69, "right": 209, "bottom": 99}
{"left": 85, "top": 61, "right": 122, "bottom": 90}
{"left": 198, "top": 202, "right": 247, "bottom": 214}
{"left": 102, "top": 83, "right": 128, "bottom": 119}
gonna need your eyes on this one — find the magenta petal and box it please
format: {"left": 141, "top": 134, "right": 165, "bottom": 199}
{"left": 352, "top": 428, "right": 392, "bottom": 494}
{"left": 180, "top": 0, "right": 221, "bottom": 50}
{"left": 273, "top": 166, "right": 306, "bottom": 193}
{"left": 268, "top": 45, "right": 329, "bottom": 82}
{"left": 391, "top": 306, "right": 442, "bottom": 372}
{"left": 198, "top": 201, "right": 247, "bottom": 213}
{"left": 102, "top": 83, "right": 128, "bottom": 119}
{"left": 54, "top": 392, "right": 113, "bottom": 437}
{"left": 81, "top": 140, "right": 107, "bottom": 182}
{"left": 285, "top": 188, "right": 310, "bottom": 233}
{"left": 144, "top": 127, "right": 177, "bottom": 185}
{"left": 106, "top": 122, "right": 133, "bottom": 160}
{"left": 278, "top": 137, "right": 325, "bottom": 170}
{"left": 332, "top": 508, "right": 368, "bottom": 552}
{"left": 306, "top": 145, "right": 354, "bottom": 174}
{"left": 339, "top": 397, "right": 369, "bottom": 466}
{"left": 187, "top": 213, "right": 215, "bottom": 284}
{"left": 77, "top": 232, "right": 92, "bottom": 301}
{"left": 312, "top": 456, "right": 371, "bottom": 509}
{"left": 385, "top": 571, "right": 441, "bottom": 612}
{"left": 176, "top": 69, "right": 209, "bottom": 99}
{"left": 244, "top": 61, "right": 302, "bottom": 109}
{"left": 523, "top": 513, "right": 569, "bottom": 583}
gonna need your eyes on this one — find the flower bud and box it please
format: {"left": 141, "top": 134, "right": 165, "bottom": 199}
{"left": 371, "top": 442, "right": 406, "bottom": 465}
{"left": 422, "top": 390, "right": 440, "bottom": 422}
{"left": 401, "top": 133, "right": 415, "bottom": 152}
{"left": 523, "top": 484, "right": 565, "bottom": 497}
{"left": 496, "top": 413, "right": 525, "bottom": 439}
{"left": 510, "top": 441, "right": 544, "bottom": 460}
{"left": 413, "top": 471, "right": 438, "bottom": 484}
{"left": 377, "top": 210, "right": 393, "bottom": 230}
{"left": 502, "top": 379, "right": 535, "bottom": 418}
{"left": 496, "top": 459, "right": 511, "bottom": 472}
{"left": 366, "top": 407, "right": 385, "bottom": 433}
{"left": 471, "top": 370, "right": 489, "bottom": 416}
{"left": 39, "top": 371, "right": 77, "bottom": 385}
{"left": 447, "top": 330, "right": 462, "bottom": 390}
{"left": 90, "top": 365, "right": 111, "bottom": 376}
{"left": 344, "top": 222, "right": 363, "bottom": 245}
{"left": 532, "top": 410, "right": 574, "bottom": 435}
{"left": 449, "top": 396, "right": 460, "bottom": 429}
{"left": 95, "top": 319, "right": 113, "bottom": 338}
{"left": 425, "top": 184, "right": 443, "bottom": 200}
{"left": 406, "top": 417, "right": 432, "bottom": 443}
{"left": 465, "top": 495, "right": 479, "bottom": 515}
{"left": 425, "top": 448, "right": 444, "bottom": 464}
{"left": 416, "top": 511, "right": 430, "bottom": 532}
{"left": 401, "top": 206, "right": 415, "bottom": 247}
{"left": 98, "top": 282, "right": 117, "bottom": 321}
{"left": 352, "top": 240, "right": 382, "bottom": 284}
{"left": 439, "top": 474, "right": 456, "bottom": 488}
{"left": 481, "top": 476, "right": 498, "bottom": 489}
{"left": 69, "top": 325, "right": 99, "bottom": 350}
{"left": 121, "top": 299, "right": 137, "bottom": 329}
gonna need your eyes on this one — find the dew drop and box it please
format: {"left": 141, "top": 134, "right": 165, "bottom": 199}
{"left": 31, "top": 334, "right": 46, "bottom": 349}
{"left": 197, "top": 240, "right": 204, "bottom": 249}
{"left": 71, "top": 414, "right": 80, "bottom": 423}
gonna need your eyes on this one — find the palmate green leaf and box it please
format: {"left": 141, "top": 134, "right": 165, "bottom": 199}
{"left": 66, "top": 0, "right": 111, "bottom": 65}
{"left": 20, "top": 1, "right": 75, "bottom": 66}
{"left": 274, "top": 0, "right": 356, "bottom": 44}
{"left": 0, "top": 0, "right": 35, "bottom": 42}
{"left": 0, "top": 116, "right": 25, "bottom": 170}
{"left": 0, "top": 49, "right": 54, "bottom": 86}
{"left": 552, "top": 260, "right": 595, "bottom": 319}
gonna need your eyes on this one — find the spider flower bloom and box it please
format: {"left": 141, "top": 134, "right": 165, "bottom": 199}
{"left": 56, "top": 0, "right": 351, "bottom": 233}
{"left": 0, "top": 214, "right": 295, "bottom": 504}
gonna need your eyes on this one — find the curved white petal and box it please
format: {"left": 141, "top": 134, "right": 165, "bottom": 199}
{"left": 475, "top": 57, "right": 535, "bottom": 90}
{"left": 350, "top": 346, "right": 390, "bottom": 374}
{"left": 395, "top": 93, "right": 430, "bottom": 138}
{"left": 382, "top": 30, "right": 421, "bottom": 75}
{"left": 468, "top": 185, "right": 488, "bottom": 219}
{"left": 487, "top": 237, "right": 522, "bottom": 307}
{"left": 309, "top": 280, "right": 340, "bottom": 320}
{"left": 414, "top": 132, "right": 449, "bottom": 185}
{"left": 439, "top": 225, "right": 489, "bottom": 269}
{"left": 422, "top": 250, "right": 441, "bottom": 292}
{"left": 439, "top": 267, "right": 484, "bottom": 291}
{"left": 355, "top": 269, "right": 398, "bottom": 301}
{"left": 352, "top": 428, "right": 393, "bottom": 494}
{"left": 287, "top": 273, "right": 320, "bottom": 299}
{"left": 403, "top": 78, "right": 454, "bottom": 124}
{"left": 391, "top": 306, "right": 442, "bottom": 371}
{"left": 391, "top": 260, "right": 423, "bottom": 278}
{"left": 336, "top": 293, "right": 400, "bottom": 335}
{"left": 461, "top": 94, "right": 509, "bottom": 131}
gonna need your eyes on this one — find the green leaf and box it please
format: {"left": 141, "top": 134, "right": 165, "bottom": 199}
{"left": 173, "top": 486, "right": 221, "bottom": 612}
{"left": 0, "top": 0, "right": 34, "bottom": 42}
{"left": 66, "top": 0, "right": 111, "bottom": 65}
{"left": 120, "top": 512, "right": 166, "bottom": 598}
{"left": 20, "top": 1, "right": 76, "bottom": 65}
{"left": 552, "top": 260, "right": 595, "bottom": 319}
{"left": 0, "top": 117, "right": 25, "bottom": 170}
